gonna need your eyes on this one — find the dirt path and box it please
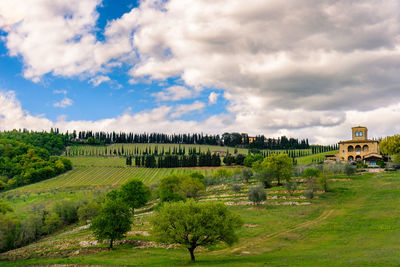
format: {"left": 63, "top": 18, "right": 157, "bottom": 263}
{"left": 230, "top": 209, "right": 335, "bottom": 253}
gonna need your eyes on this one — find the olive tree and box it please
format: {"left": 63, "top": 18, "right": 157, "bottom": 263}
{"left": 151, "top": 200, "right": 243, "bottom": 262}
{"left": 248, "top": 185, "right": 267, "bottom": 205}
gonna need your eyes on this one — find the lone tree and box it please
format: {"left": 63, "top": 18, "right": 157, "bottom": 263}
{"left": 90, "top": 198, "right": 131, "bottom": 249}
{"left": 248, "top": 184, "right": 267, "bottom": 205}
{"left": 150, "top": 200, "right": 243, "bottom": 262}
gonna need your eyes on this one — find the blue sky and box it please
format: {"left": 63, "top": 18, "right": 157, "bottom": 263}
{"left": 1, "top": 0, "right": 400, "bottom": 144}
{"left": 0, "top": 0, "right": 226, "bottom": 122}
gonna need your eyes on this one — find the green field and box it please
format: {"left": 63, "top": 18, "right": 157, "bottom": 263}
{"left": 13, "top": 165, "right": 216, "bottom": 192}
{"left": 296, "top": 150, "right": 339, "bottom": 165}
{"left": 2, "top": 171, "right": 400, "bottom": 266}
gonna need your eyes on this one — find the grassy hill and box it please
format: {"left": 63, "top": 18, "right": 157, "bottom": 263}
{"left": 2, "top": 169, "right": 400, "bottom": 266}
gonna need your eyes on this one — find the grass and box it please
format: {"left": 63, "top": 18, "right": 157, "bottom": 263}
{"left": 3, "top": 170, "right": 400, "bottom": 266}
{"left": 296, "top": 150, "right": 339, "bottom": 165}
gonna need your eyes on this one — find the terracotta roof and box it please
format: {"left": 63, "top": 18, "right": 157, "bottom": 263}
{"left": 338, "top": 139, "right": 378, "bottom": 144}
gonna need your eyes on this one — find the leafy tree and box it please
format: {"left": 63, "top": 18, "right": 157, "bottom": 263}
{"left": 262, "top": 154, "right": 293, "bottom": 185}
{"left": 189, "top": 172, "right": 205, "bottom": 184}
{"left": 212, "top": 169, "right": 233, "bottom": 180}
{"left": 90, "top": 198, "right": 131, "bottom": 249}
{"left": 256, "top": 168, "right": 274, "bottom": 188}
{"left": 78, "top": 201, "right": 101, "bottom": 223}
{"left": 0, "top": 200, "right": 13, "bottom": 214}
{"left": 150, "top": 200, "right": 243, "bottom": 262}
{"left": 158, "top": 175, "right": 186, "bottom": 202}
{"left": 248, "top": 185, "right": 267, "bottom": 205}
{"left": 379, "top": 135, "right": 400, "bottom": 155}
{"left": 0, "top": 215, "right": 20, "bottom": 252}
{"left": 179, "top": 176, "right": 205, "bottom": 200}
{"left": 119, "top": 179, "right": 150, "bottom": 212}
{"left": 43, "top": 212, "right": 61, "bottom": 234}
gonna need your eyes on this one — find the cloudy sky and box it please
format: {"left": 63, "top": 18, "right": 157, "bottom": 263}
{"left": 1, "top": 0, "right": 400, "bottom": 144}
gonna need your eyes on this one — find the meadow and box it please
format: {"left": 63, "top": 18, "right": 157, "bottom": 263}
{"left": 2, "top": 171, "right": 400, "bottom": 266}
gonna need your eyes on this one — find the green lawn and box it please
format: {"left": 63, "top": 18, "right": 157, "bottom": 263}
{"left": 2, "top": 171, "right": 400, "bottom": 266}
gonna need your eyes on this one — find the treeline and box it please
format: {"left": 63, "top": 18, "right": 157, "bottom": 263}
{"left": 65, "top": 130, "right": 311, "bottom": 149}
{"left": 127, "top": 152, "right": 222, "bottom": 168}
{"left": 0, "top": 138, "right": 72, "bottom": 190}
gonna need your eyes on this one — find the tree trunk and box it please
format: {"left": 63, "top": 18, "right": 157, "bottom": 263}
{"left": 188, "top": 247, "right": 196, "bottom": 262}
{"left": 109, "top": 238, "right": 114, "bottom": 249}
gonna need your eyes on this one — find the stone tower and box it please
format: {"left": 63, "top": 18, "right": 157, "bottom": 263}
{"left": 352, "top": 126, "right": 368, "bottom": 141}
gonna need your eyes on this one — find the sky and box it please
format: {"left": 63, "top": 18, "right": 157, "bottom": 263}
{"left": 1, "top": 0, "right": 400, "bottom": 144}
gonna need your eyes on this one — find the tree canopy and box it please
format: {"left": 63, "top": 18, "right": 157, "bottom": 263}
{"left": 260, "top": 153, "right": 293, "bottom": 185}
{"left": 151, "top": 200, "right": 243, "bottom": 262}
{"left": 90, "top": 198, "right": 131, "bottom": 249}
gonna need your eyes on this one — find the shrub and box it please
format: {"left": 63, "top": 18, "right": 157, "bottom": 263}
{"left": 242, "top": 169, "right": 253, "bottom": 183}
{"left": 304, "top": 189, "right": 314, "bottom": 200}
{"left": 53, "top": 200, "right": 79, "bottom": 225}
{"left": 344, "top": 164, "right": 357, "bottom": 175}
{"left": 285, "top": 181, "right": 298, "bottom": 196}
{"left": 231, "top": 184, "right": 242, "bottom": 195}
{"left": 248, "top": 185, "right": 266, "bottom": 205}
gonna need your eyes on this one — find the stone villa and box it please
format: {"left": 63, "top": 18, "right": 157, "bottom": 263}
{"left": 326, "top": 126, "right": 386, "bottom": 166}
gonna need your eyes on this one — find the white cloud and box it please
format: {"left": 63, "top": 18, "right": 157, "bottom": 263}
{"left": 53, "top": 97, "right": 73, "bottom": 108}
{"left": 2, "top": 90, "right": 400, "bottom": 144}
{"left": 170, "top": 101, "right": 205, "bottom": 119}
{"left": 89, "top": 75, "right": 111, "bottom": 86}
{"left": 53, "top": 90, "right": 67, "bottom": 95}
{"left": 2, "top": 1, "right": 400, "bottom": 140}
{"left": 152, "top": 86, "right": 193, "bottom": 101}
{"left": 208, "top": 92, "right": 219, "bottom": 105}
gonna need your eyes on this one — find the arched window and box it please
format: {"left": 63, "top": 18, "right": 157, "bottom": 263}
{"left": 348, "top": 156, "right": 354, "bottom": 161}
{"left": 363, "top": 145, "right": 369, "bottom": 152}
{"left": 355, "top": 145, "right": 361, "bottom": 152}
{"left": 355, "top": 155, "right": 362, "bottom": 161}
{"left": 348, "top": 145, "right": 354, "bottom": 152}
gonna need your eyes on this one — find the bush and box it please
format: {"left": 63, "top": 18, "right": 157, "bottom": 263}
{"left": 285, "top": 181, "right": 297, "bottom": 196}
{"left": 318, "top": 174, "right": 328, "bottom": 192}
{"left": 344, "top": 164, "right": 357, "bottom": 175}
{"left": 242, "top": 169, "right": 253, "bottom": 183}
{"left": 304, "top": 189, "right": 314, "bottom": 200}
{"left": 231, "top": 184, "right": 242, "bottom": 195}
{"left": 248, "top": 185, "right": 266, "bottom": 205}
{"left": 53, "top": 200, "right": 79, "bottom": 225}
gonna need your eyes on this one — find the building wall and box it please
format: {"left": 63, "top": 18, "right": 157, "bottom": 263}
{"left": 338, "top": 141, "right": 379, "bottom": 160}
